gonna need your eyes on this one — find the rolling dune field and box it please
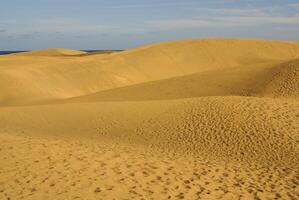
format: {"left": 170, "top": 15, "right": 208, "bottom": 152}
{"left": 0, "top": 38, "right": 298, "bottom": 200}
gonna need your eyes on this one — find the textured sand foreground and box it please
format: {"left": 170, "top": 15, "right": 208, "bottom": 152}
{"left": 0, "top": 39, "right": 298, "bottom": 199}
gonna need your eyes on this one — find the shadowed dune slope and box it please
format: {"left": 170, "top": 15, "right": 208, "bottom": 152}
{"left": 0, "top": 38, "right": 299, "bottom": 105}
{"left": 64, "top": 59, "right": 299, "bottom": 103}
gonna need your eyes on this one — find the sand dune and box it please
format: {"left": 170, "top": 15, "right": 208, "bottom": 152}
{"left": 0, "top": 38, "right": 298, "bottom": 199}
{"left": 11, "top": 48, "right": 87, "bottom": 57}
{"left": 1, "top": 38, "right": 299, "bottom": 106}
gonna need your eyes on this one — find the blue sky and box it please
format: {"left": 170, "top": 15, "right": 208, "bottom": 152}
{"left": 0, "top": 0, "right": 299, "bottom": 50}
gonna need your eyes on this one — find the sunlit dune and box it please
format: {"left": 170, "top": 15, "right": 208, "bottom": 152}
{"left": 0, "top": 38, "right": 298, "bottom": 200}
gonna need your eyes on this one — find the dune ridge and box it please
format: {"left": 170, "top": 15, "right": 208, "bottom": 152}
{"left": 0, "top": 38, "right": 298, "bottom": 199}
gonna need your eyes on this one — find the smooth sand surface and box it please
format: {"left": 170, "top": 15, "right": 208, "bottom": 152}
{"left": 0, "top": 38, "right": 298, "bottom": 199}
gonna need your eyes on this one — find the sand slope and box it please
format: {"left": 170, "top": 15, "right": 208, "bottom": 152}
{"left": 63, "top": 59, "right": 299, "bottom": 102}
{"left": 0, "top": 97, "right": 297, "bottom": 166}
{"left": 0, "top": 38, "right": 299, "bottom": 199}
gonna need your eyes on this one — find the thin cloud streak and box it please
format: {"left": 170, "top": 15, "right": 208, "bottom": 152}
{"left": 0, "top": 19, "right": 117, "bottom": 35}
{"left": 288, "top": 3, "right": 299, "bottom": 9}
{"left": 97, "top": 1, "right": 231, "bottom": 9}
{"left": 148, "top": 6, "right": 299, "bottom": 30}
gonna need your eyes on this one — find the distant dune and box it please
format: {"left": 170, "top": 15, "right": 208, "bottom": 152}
{"left": 10, "top": 48, "right": 87, "bottom": 57}
{"left": 0, "top": 38, "right": 298, "bottom": 200}
{"left": 0, "top": 38, "right": 299, "bottom": 106}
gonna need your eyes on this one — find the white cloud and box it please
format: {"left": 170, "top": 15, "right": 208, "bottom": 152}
{"left": 99, "top": 1, "right": 218, "bottom": 9}
{"left": 148, "top": 7, "right": 299, "bottom": 30}
{"left": 219, "top": 14, "right": 299, "bottom": 25}
{"left": 207, "top": 8, "right": 267, "bottom": 17}
{"left": 148, "top": 19, "right": 230, "bottom": 29}
{"left": 288, "top": 3, "right": 299, "bottom": 9}
{"left": 2, "top": 5, "right": 298, "bottom": 36}
{"left": 0, "top": 18, "right": 117, "bottom": 35}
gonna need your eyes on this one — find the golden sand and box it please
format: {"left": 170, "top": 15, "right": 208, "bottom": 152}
{"left": 0, "top": 38, "right": 298, "bottom": 199}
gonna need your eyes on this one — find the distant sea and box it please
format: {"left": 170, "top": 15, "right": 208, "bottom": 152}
{"left": 0, "top": 51, "right": 27, "bottom": 55}
{"left": 0, "top": 50, "right": 123, "bottom": 55}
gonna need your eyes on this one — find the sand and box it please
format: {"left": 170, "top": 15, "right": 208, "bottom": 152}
{"left": 0, "top": 38, "right": 298, "bottom": 199}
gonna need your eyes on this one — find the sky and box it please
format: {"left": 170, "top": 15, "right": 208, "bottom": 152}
{"left": 0, "top": 0, "right": 299, "bottom": 50}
